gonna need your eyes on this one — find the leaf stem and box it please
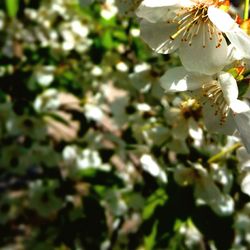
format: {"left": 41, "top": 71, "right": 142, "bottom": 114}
{"left": 244, "top": 0, "right": 250, "bottom": 20}
{"left": 207, "top": 142, "right": 242, "bottom": 163}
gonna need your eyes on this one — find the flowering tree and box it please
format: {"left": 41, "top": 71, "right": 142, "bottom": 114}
{"left": 0, "top": 0, "right": 250, "bottom": 249}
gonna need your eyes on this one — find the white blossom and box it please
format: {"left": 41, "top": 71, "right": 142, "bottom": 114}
{"left": 174, "top": 164, "right": 234, "bottom": 215}
{"left": 136, "top": 0, "right": 250, "bottom": 75}
{"left": 161, "top": 66, "right": 250, "bottom": 152}
{"left": 140, "top": 154, "right": 167, "bottom": 183}
{"left": 237, "top": 147, "right": 250, "bottom": 196}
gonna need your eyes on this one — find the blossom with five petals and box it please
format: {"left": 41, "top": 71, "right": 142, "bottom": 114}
{"left": 160, "top": 66, "right": 250, "bottom": 152}
{"left": 136, "top": 0, "right": 250, "bottom": 75}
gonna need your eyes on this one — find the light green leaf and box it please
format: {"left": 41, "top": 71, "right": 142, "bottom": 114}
{"left": 144, "top": 221, "right": 158, "bottom": 250}
{"left": 5, "top": 0, "right": 19, "bottom": 18}
{"left": 143, "top": 188, "right": 167, "bottom": 220}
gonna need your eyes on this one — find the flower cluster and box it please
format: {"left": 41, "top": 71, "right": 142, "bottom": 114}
{"left": 136, "top": 0, "right": 250, "bottom": 153}
{"left": 2, "top": 0, "right": 250, "bottom": 249}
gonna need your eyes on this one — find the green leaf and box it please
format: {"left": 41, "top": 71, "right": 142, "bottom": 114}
{"left": 5, "top": 0, "right": 19, "bottom": 18}
{"left": 102, "top": 30, "right": 114, "bottom": 49}
{"left": 144, "top": 221, "right": 158, "bottom": 250}
{"left": 143, "top": 188, "right": 168, "bottom": 220}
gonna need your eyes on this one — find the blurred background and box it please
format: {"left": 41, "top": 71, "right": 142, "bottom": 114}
{"left": 0, "top": 0, "right": 250, "bottom": 249}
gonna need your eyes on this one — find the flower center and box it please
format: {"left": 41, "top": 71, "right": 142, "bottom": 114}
{"left": 168, "top": 3, "right": 223, "bottom": 48}
{"left": 180, "top": 99, "right": 202, "bottom": 121}
{"left": 201, "top": 81, "right": 229, "bottom": 124}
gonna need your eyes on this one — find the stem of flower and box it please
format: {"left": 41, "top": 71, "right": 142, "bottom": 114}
{"left": 207, "top": 142, "right": 242, "bottom": 163}
{"left": 244, "top": 0, "right": 250, "bottom": 20}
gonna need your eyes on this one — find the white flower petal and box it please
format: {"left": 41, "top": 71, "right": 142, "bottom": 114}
{"left": 241, "top": 174, "right": 250, "bottom": 196}
{"left": 140, "top": 154, "right": 160, "bottom": 177}
{"left": 193, "top": 166, "right": 234, "bottom": 215}
{"left": 236, "top": 147, "right": 250, "bottom": 169}
{"left": 179, "top": 26, "right": 228, "bottom": 75}
{"left": 172, "top": 119, "right": 189, "bottom": 139}
{"left": 140, "top": 20, "right": 180, "bottom": 54}
{"left": 136, "top": 0, "right": 180, "bottom": 22}
{"left": 167, "top": 139, "right": 189, "bottom": 154}
{"left": 202, "top": 103, "right": 236, "bottom": 135}
{"left": 174, "top": 166, "right": 195, "bottom": 186}
{"left": 233, "top": 110, "right": 250, "bottom": 153}
{"left": 194, "top": 172, "right": 221, "bottom": 205}
{"left": 226, "top": 28, "right": 250, "bottom": 59}
{"left": 188, "top": 118, "right": 203, "bottom": 141}
{"left": 160, "top": 67, "right": 211, "bottom": 92}
{"left": 226, "top": 44, "right": 244, "bottom": 64}
{"left": 208, "top": 6, "right": 237, "bottom": 32}
{"left": 178, "top": 0, "right": 194, "bottom": 7}
{"left": 140, "top": 0, "right": 179, "bottom": 7}
{"left": 230, "top": 100, "right": 250, "bottom": 113}
{"left": 210, "top": 194, "right": 234, "bottom": 216}
{"left": 141, "top": 0, "right": 194, "bottom": 8}
{"left": 217, "top": 71, "right": 238, "bottom": 104}
{"left": 140, "top": 154, "right": 167, "bottom": 183}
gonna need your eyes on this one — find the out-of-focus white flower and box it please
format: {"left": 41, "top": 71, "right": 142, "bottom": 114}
{"left": 234, "top": 203, "right": 250, "bottom": 246}
{"left": 63, "top": 145, "right": 78, "bottom": 163}
{"left": 237, "top": 147, "right": 250, "bottom": 196}
{"left": 35, "top": 66, "right": 55, "bottom": 86}
{"left": 84, "top": 103, "right": 104, "bottom": 122}
{"left": 101, "top": 0, "right": 118, "bottom": 19}
{"left": 0, "top": 11, "right": 5, "bottom": 30}
{"left": 61, "top": 29, "right": 75, "bottom": 51}
{"left": 71, "top": 20, "right": 89, "bottom": 37}
{"left": 59, "top": 19, "right": 91, "bottom": 52}
{"left": 129, "top": 63, "right": 153, "bottom": 93}
{"left": 164, "top": 98, "right": 203, "bottom": 148}
{"left": 136, "top": 103, "right": 151, "bottom": 112}
{"left": 174, "top": 164, "right": 234, "bottom": 215}
{"left": 116, "top": 61, "right": 129, "bottom": 72}
{"left": 63, "top": 145, "right": 110, "bottom": 171}
{"left": 161, "top": 66, "right": 250, "bottom": 152}
{"left": 25, "top": 8, "right": 38, "bottom": 20}
{"left": 237, "top": 147, "right": 250, "bottom": 169}
{"left": 104, "top": 190, "right": 128, "bottom": 216}
{"left": 130, "top": 28, "right": 140, "bottom": 37}
{"left": 34, "top": 88, "right": 60, "bottom": 112}
{"left": 91, "top": 66, "right": 103, "bottom": 76}
{"left": 179, "top": 220, "right": 203, "bottom": 249}
{"left": 51, "top": 2, "right": 67, "bottom": 16}
{"left": 140, "top": 154, "right": 167, "bottom": 183}
{"left": 211, "top": 164, "right": 233, "bottom": 193}
{"left": 136, "top": 0, "right": 250, "bottom": 75}
{"left": 134, "top": 62, "right": 150, "bottom": 73}
{"left": 76, "top": 149, "right": 102, "bottom": 169}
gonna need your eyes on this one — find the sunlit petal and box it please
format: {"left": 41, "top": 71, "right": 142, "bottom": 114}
{"left": 217, "top": 71, "right": 238, "bottom": 104}
{"left": 229, "top": 100, "right": 250, "bottom": 113}
{"left": 140, "top": 20, "right": 180, "bottom": 54}
{"left": 179, "top": 28, "right": 228, "bottom": 75}
{"left": 226, "top": 28, "right": 250, "bottom": 59}
{"left": 160, "top": 67, "right": 211, "bottom": 92}
{"left": 140, "top": 0, "right": 179, "bottom": 7}
{"left": 208, "top": 6, "right": 237, "bottom": 32}
{"left": 136, "top": 1, "right": 178, "bottom": 22}
{"left": 233, "top": 111, "right": 250, "bottom": 153}
{"left": 202, "top": 102, "right": 236, "bottom": 135}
